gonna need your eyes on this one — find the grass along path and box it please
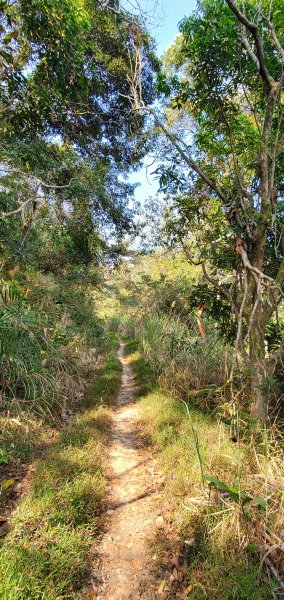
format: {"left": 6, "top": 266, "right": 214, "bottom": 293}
{"left": 0, "top": 349, "right": 122, "bottom": 600}
{"left": 125, "top": 339, "right": 279, "bottom": 600}
{"left": 1, "top": 336, "right": 278, "bottom": 599}
{"left": 92, "top": 342, "right": 163, "bottom": 599}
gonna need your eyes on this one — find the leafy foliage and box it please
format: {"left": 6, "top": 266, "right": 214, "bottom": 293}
{"left": 0, "top": 267, "right": 110, "bottom": 417}
{"left": 0, "top": 0, "right": 157, "bottom": 422}
{"left": 1, "top": 0, "right": 156, "bottom": 164}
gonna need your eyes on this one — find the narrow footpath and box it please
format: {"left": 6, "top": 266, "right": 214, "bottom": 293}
{"left": 93, "top": 343, "right": 162, "bottom": 600}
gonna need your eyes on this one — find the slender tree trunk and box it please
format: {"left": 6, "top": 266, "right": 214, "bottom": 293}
{"left": 249, "top": 319, "right": 269, "bottom": 421}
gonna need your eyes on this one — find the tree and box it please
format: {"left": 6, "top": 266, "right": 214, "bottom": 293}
{"left": 130, "top": 0, "right": 284, "bottom": 420}
{"left": 0, "top": 0, "right": 157, "bottom": 268}
{"left": 0, "top": 136, "right": 137, "bottom": 270}
{"left": 1, "top": 0, "right": 156, "bottom": 163}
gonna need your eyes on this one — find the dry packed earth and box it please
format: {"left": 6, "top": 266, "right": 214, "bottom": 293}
{"left": 93, "top": 343, "right": 162, "bottom": 600}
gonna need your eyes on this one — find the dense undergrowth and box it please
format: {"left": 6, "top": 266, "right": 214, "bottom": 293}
{"left": 0, "top": 268, "right": 107, "bottom": 418}
{"left": 0, "top": 265, "right": 113, "bottom": 483}
{"left": 0, "top": 333, "right": 122, "bottom": 599}
{"left": 0, "top": 264, "right": 123, "bottom": 598}
{"left": 124, "top": 339, "right": 282, "bottom": 599}
{"left": 114, "top": 253, "right": 284, "bottom": 416}
{"left": 110, "top": 253, "right": 283, "bottom": 598}
{"left": 112, "top": 255, "right": 230, "bottom": 405}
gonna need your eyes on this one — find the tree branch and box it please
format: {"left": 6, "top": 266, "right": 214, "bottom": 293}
{"left": 239, "top": 27, "right": 260, "bottom": 72}
{"left": 0, "top": 197, "right": 40, "bottom": 220}
{"left": 225, "top": 0, "right": 275, "bottom": 90}
{"left": 134, "top": 105, "right": 230, "bottom": 205}
{"left": 262, "top": 14, "right": 284, "bottom": 65}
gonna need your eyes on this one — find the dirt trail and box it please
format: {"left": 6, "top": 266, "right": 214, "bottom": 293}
{"left": 93, "top": 343, "right": 162, "bottom": 600}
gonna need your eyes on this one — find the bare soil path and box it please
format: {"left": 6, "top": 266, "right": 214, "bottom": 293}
{"left": 92, "top": 342, "right": 162, "bottom": 600}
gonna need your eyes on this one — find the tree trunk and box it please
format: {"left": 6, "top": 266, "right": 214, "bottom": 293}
{"left": 249, "top": 320, "right": 269, "bottom": 421}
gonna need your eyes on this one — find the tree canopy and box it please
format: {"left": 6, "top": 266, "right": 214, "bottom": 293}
{"left": 128, "top": 0, "right": 284, "bottom": 420}
{"left": 0, "top": 0, "right": 158, "bottom": 270}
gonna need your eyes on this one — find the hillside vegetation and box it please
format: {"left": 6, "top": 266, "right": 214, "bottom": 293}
{"left": 111, "top": 254, "right": 284, "bottom": 598}
{"left": 0, "top": 0, "right": 284, "bottom": 598}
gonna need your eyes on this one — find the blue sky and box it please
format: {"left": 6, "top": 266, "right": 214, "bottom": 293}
{"left": 151, "top": 0, "right": 197, "bottom": 54}
{"left": 128, "top": 0, "right": 197, "bottom": 204}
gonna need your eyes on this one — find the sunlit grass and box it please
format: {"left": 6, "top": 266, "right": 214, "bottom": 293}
{"left": 0, "top": 350, "right": 122, "bottom": 599}
{"left": 125, "top": 340, "right": 277, "bottom": 600}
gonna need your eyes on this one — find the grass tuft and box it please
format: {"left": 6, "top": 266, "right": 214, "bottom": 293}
{"left": 126, "top": 340, "right": 278, "bottom": 600}
{"left": 0, "top": 351, "right": 122, "bottom": 599}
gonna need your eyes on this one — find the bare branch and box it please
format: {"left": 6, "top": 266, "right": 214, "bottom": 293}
{"left": 135, "top": 105, "right": 230, "bottom": 205}
{"left": 0, "top": 166, "right": 76, "bottom": 190}
{"left": 262, "top": 14, "right": 284, "bottom": 65}
{"left": 235, "top": 237, "right": 274, "bottom": 284}
{"left": 225, "top": 0, "right": 275, "bottom": 90}
{"left": 0, "top": 198, "right": 40, "bottom": 220}
{"left": 0, "top": 167, "right": 77, "bottom": 221}
{"left": 239, "top": 27, "right": 260, "bottom": 72}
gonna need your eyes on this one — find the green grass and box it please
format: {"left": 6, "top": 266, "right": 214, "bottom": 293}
{"left": 0, "top": 414, "right": 53, "bottom": 469}
{"left": 85, "top": 348, "right": 122, "bottom": 408}
{"left": 0, "top": 350, "right": 122, "bottom": 600}
{"left": 124, "top": 339, "right": 276, "bottom": 600}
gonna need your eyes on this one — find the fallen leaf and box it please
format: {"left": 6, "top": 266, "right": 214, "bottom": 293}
{"left": 1, "top": 479, "right": 14, "bottom": 491}
{"left": 184, "top": 539, "right": 195, "bottom": 547}
{"left": 157, "top": 579, "right": 166, "bottom": 594}
{"left": 156, "top": 516, "right": 164, "bottom": 528}
{"left": 176, "top": 590, "right": 189, "bottom": 600}
{"left": 170, "top": 555, "right": 179, "bottom": 567}
{"left": 132, "top": 560, "right": 142, "bottom": 570}
{"left": 127, "top": 540, "right": 134, "bottom": 548}
{"left": 186, "top": 584, "right": 193, "bottom": 593}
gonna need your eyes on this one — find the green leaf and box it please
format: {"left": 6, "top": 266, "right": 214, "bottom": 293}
{"left": 253, "top": 497, "right": 267, "bottom": 509}
{"left": 205, "top": 475, "right": 229, "bottom": 492}
{"left": 3, "top": 30, "right": 19, "bottom": 44}
{"left": 205, "top": 476, "right": 267, "bottom": 509}
{"left": 0, "top": 450, "right": 9, "bottom": 464}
